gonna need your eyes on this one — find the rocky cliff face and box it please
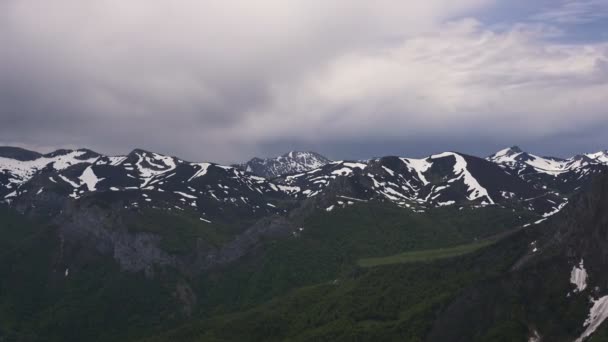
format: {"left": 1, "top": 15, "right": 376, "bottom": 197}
{"left": 55, "top": 197, "right": 296, "bottom": 277}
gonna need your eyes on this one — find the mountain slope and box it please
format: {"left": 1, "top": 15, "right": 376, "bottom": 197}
{"left": 138, "top": 206, "right": 538, "bottom": 342}
{"left": 0, "top": 148, "right": 100, "bottom": 198}
{"left": 236, "top": 151, "right": 330, "bottom": 178}
{"left": 279, "top": 152, "right": 563, "bottom": 217}
{"left": 3, "top": 146, "right": 565, "bottom": 220}
{"left": 427, "top": 172, "right": 608, "bottom": 342}
{"left": 488, "top": 146, "right": 608, "bottom": 194}
{"left": 4, "top": 148, "right": 292, "bottom": 222}
{"left": 138, "top": 171, "right": 608, "bottom": 342}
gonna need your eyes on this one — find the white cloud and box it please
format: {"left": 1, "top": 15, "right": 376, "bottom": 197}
{"left": 236, "top": 19, "right": 608, "bottom": 144}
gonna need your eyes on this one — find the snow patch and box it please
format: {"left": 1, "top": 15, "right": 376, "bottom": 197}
{"left": 337, "top": 195, "right": 368, "bottom": 202}
{"left": 331, "top": 167, "right": 355, "bottom": 176}
{"left": 174, "top": 191, "right": 197, "bottom": 199}
{"left": 4, "top": 191, "right": 17, "bottom": 199}
{"left": 0, "top": 150, "right": 97, "bottom": 185}
{"left": 58, "top": 175, "right": 80, "bottom": 188}
{"left": 400, "top": 158, "right": 432, "bottom": 185}
{"left": 188, "top": 163, "right": 211, "bottom": 182}
{"left": 575, "top": 295, "right": 608, "bottom": 342}
{"left": 382, "top": 166, "right": 395, "bottom": 176}
{"left": 543, "top": 200, "right": 568, "bottom": 218}
{"left": 343, "top": 162, "right": 367, "bottom": 169}
{"left": 134, "top": 152, "right": 176, "bottom": 188}
{"left": 107, "top": 156, "right": 127, "bottom": 166}
{"left": 570, "top": 259, "right": 588, "bottom": 293}
{"left": 277, "top": 185, "right": 301, "bottom": 194}
{"left": 79, "top": 166, "right": 104, "bottom": 191}
{"left": 437, "top": 200, "right": 456, "bottom": 207}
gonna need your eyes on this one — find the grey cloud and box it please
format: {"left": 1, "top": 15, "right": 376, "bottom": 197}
{"left": 1, "top": 0, "right": 607, "bottom": 164}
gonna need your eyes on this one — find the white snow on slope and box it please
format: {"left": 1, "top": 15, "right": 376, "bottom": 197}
{"left": 107, "top": 156, "right": 127, "bottom": 166}
{"left": 489, "top": 147, "right": 568, "bottom": 176}
{"left": 330, "top": 162, "right": 367, "bottom": 175}
{"left": 575, "top": 296, "right": 608, "bottom": 342}
{"left": 490, "top": 147, "right": 608, "bottom": 177}
{"left": 174, "top": 191, "right": 197, "bottom": 199}
{"left": 400, "top": 158, "right": 431, "bottom": 185}
{"left": 277, "top": 185, "right": 301, "bottom": 194}
{"left": 544, "top": 200, "right": 569, "bottom": 218}
{"left": 135, "top": 152, "right": 177, "bottom": 187}
{"left": 58, "top": 175, "right": 80, "bottom": 188}
{"left": 343, "top": 162, "right": 367, "bottom": 169}
{"left": 525, "top": 156, "right": 569, "bottom": 176}
{"left": 586, "top": 151, "right": 608, "bottom": 164}
{"left": 337, "top": 195, "right": 367, "bottom": 202}
{"left": 331, "top": 167, "right": 353, "bottom": 176}
{"left": 437, "top": 200, "right": 456, "bottom": 207}
{"left": 490, "top": 147, "right": 520, "bottom": 164}
{"left": 0, "top": 150, "right": 98, "bottom": 185}
{"left": 382, "top": 166, "right": 395, "bottom": 176}
{"left": 570, "top": 259, "right": 588, "bottom": 293}
{"left": 79, "top": 166, "right": 105, "bottom": 191}
{"left": 431, "top": 152, "right": 494, "bottom": 204}
{"left": 188, "top": 163, "right": 211, "bottom": 182}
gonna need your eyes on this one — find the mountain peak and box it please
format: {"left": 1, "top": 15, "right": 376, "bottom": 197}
{"left": 509, "top": 145, "right": 523, "bottom": 153}
{"left": 280, "top": 151, "right": 326, "bottom": 159}
{"left": 487, "top": 146, "right": 526, "bottom": 162}
{"left": 128, "top": 148, "right": 152, "bottom": 156}
{"left": 238, "top": 151, "right": 331, "bottom": 178}
{"left": 499, "top": 146, "right": 525, "bottom": 156}
{"left": 586, "top": 150, "right": 608, "bottom": 164}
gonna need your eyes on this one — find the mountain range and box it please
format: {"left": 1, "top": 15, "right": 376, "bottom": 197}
{"left": 1, "top": 144, "right": 608, "bottom": 341}
{"left": 3, "top": 145, "right": 606, "bottom": 219}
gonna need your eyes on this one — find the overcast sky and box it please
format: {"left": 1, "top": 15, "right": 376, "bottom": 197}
{"left": 1, "top": 0, "right": 608, "bottom": 163}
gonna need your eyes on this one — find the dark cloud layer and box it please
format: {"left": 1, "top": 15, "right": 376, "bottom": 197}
{"left": 1, "top": 0, "right": 607, "bottom": 163}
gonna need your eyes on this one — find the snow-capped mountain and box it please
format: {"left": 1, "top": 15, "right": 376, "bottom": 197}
{"left": 487, "top": 146, "right": 608, "bottom": 194}
{"left": 0, "top": 148, "right": 100, "bottom": 198}
{"left": 278, "top": 152, "right": 564, "bottom": 216}
{"left": 487, "top": 146, "right": 568, "bottom": 176}
{"left": 585, "top": 150, "right": 608, "bottom": 164}
{"left": 2, "top": 148, "right": 292, "bottom": 222}
{"left": 3, "top": 146, "right": 607, "bottom": 221}
{"left": 237, "top": 151, "right": 330, "bottom": 178}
